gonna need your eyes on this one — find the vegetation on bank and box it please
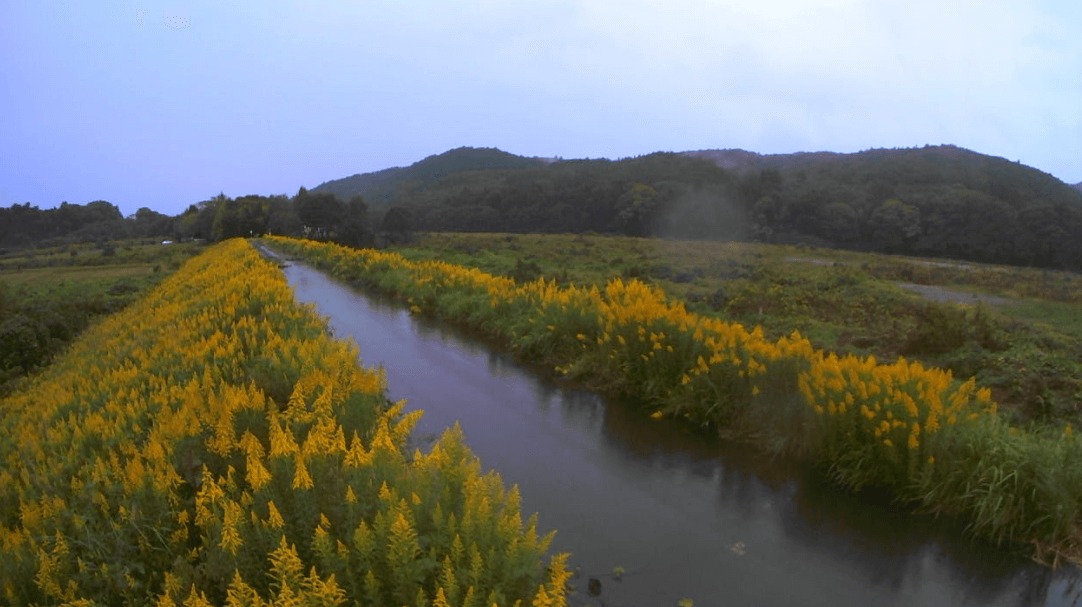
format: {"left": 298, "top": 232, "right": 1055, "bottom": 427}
{"left": 391, "top": 232, "right": 1082, "bottom": 428}
{"left": 0, "top": 239, "right": 569, "bottom": 605}
{"left": 266, "top": 234, "right": 1082, "bottom": 567}
{"left": 0, "top": 239, "right": 208, "bottom": 396}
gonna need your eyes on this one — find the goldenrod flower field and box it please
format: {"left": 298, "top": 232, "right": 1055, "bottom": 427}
{"left": 0, "top": 239, "right": 569, "bottom": 606}
{"left": 267, "top": 235, "right": 1082, "bottom": 566}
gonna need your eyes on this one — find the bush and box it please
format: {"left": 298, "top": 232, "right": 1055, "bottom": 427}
{"left": 902, "top": 303, "right": 969, "bottom": 355}
{"left": 901, "top": 302, "right": 1009, "bottom": 357}
{"left": 508, "top": 258, "right": 542, "bottom": 283}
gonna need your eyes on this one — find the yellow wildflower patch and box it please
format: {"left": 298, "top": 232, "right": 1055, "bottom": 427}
{"left": 0, "top": 239, "right": 567, "bottom": 605}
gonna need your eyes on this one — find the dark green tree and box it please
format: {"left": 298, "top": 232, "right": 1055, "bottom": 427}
{"left": 818, "top": 202, "right": 860, "bottom": 244}
{"left": 868, "top": 199, "right": 921, "bottom": 253}
{"left": 381, "top": 206, "right": 413, "bottom": 244}
{"left": 179, "top": 196, "right": 224, "bottom": 241}
{"left": 336, "top": 195, "right": 372, "bottom": 247}
{"left": 133, "top": 207, "right": 175, "bottom": 238}
{"left": 295, "top": 188, "right": 346, "bottom": 239}
{"left": 266, "top": 195, "right": 302, "bottom": 236}
{"left": 614, "top": 183, "right": 659, "bottom": 236}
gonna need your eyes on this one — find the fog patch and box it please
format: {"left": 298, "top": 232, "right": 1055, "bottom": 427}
{"left": 654, "top": 184, "right": 748, "bottom": 241}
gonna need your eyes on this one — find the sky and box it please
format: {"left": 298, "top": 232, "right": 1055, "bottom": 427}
{"left": 2, "top": 0, "right": 1080, "bottom": 218}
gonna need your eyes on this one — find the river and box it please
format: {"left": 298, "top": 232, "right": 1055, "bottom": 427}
{"left": 273, "top": 250, "right": 1082, "bottom": 607}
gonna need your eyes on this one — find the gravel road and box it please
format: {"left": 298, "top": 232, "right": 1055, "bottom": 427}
{"left": 893, "top": 283, "right": 1013, "bottom": 306}
{"left": 783, "top": 257, "right": 1015, "bottom": 306}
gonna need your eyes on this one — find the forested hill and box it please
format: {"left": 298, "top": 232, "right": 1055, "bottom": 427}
{"left": 677, "top": 145, "right": 1082, "bottom": 268}
{"left": 682, "top": 146, "right": 1079, "bottom": 211}
{"left": 6, "top": 145, "right": 1079, "bottom": 271}
{"left": 317, "top": 144, "right": 1081, "bottom": 270}
{"left": 311, "top": 146, "right": 552, "bottom": 205}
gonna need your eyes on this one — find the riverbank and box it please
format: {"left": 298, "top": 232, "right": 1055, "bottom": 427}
{"left": 274, "top": 252, "right": 1077, "bottom": 606}
{"left": 390, "top": 232, "right": 1082, "bottom": 427}
{"left": 0, "top": 239, "right": 569, "bottom": 605}
{"left": 264, "top": 235, "right": 1082, "bottom": 567}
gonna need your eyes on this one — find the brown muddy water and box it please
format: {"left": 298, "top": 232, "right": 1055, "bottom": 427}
{"left": 275, "top": 253, "right": 1082, "bottom": 607}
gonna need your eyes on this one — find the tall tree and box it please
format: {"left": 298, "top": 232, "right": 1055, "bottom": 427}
{"left": 295, "top": 189, "right": 345, "bottom": 239}
{"left": 336, "top": 195, "right": 372, "bottom": 247}
{"left": 381, "top": 206, "right": 413, "bottom": 244}
{"left": 868, "top": 199, "right": 921, "bottom": 253}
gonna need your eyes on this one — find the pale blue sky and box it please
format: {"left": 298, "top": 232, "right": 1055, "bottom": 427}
{"left": 2, "top": 0, "right": 1079, "bottom": 217}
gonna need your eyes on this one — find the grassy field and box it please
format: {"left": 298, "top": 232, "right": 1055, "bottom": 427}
{"left": 0, "top": 238, "right": 204, "bottom": 271}
{"left": 390, "top": 232, "right": 1082, "bottom": 428}
{"left": 1, "top": 263, "right": 159, "bottom": 292}
{"left": 0, "top": 239, "right": 208, "bottom": 395}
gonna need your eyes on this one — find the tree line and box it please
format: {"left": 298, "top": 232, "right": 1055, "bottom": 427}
{"left": 4, "top": 144, "right": 1081, "bottom": 271}
{"left": 0, "top": 191, "right": 414, "bottom": 251}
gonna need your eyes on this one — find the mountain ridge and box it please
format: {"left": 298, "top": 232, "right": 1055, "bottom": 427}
{"left": 315, "top": 145, "right": 1081, "bottom": 208}
{"left": 312, "top": 147, "right": 552, "bottom": 205}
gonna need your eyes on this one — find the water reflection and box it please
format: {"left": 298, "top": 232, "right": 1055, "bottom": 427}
{"left": 274, "top": 254, "right": 1081, "bottom": 607}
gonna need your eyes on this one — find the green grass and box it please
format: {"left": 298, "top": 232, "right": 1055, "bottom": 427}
{"left": 392, "top": 232, "right": 1082, "bottom": 426}
{"left": 999, "top": 300, "right": 1082, "bottom": 340}
{"left": 0, "top": 263, "right": 155, "bottom": 286}
{"left": 0, "top": 239, "right": 205, "bottom": 272}
{"left": 0, "top": 238, "right": 208, "bottom": 395}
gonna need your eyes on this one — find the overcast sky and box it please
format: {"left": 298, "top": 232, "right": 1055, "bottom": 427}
{"left": 2, "top": 0, "right": 1079, "bottom": 217}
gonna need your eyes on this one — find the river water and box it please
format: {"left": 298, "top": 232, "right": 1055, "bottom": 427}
{"left": 274, "top": 252, "right": 1082, "bottom": 607}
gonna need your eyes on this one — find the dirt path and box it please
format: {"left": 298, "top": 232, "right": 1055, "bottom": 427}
{"left": 783, "top": 256, "right": 1016, "bottom": 307}
{"left": 892, "top": 283, "right": 1013, "bottom": 306}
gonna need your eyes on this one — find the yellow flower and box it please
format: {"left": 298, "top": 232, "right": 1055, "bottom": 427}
{"left": 245, "top": 456, "right": 272, "bottom": 492}
{"left": 292, "top": 455, "right": 313, "bottom": 490}
{"left": 220, "top": 501, "right": 243, "bottom": 555}
{"left": 925, "top": 410, "right": 940, "bottom": 433}
{"left": 266, "top": 501, "right": 285, "bottom": 529}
